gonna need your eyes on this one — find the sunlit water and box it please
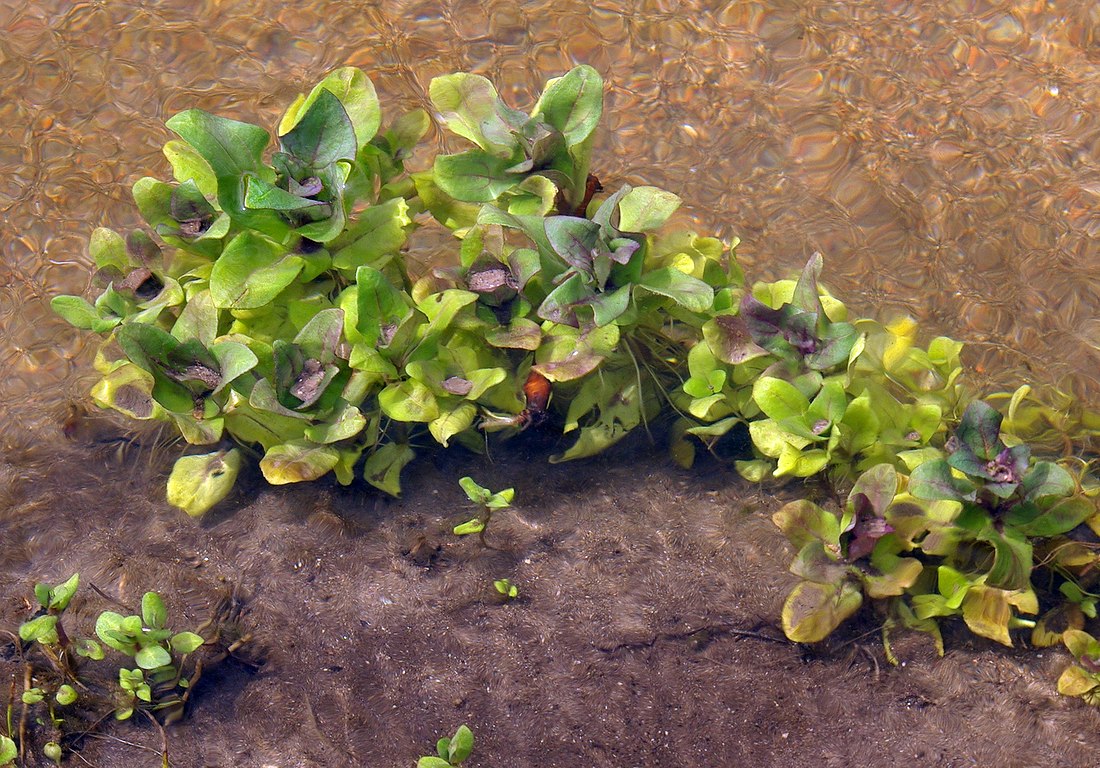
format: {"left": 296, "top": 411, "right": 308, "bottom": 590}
{"left": 2, "top": 3, "right": 1100, "bottom": 764}
{"left": 2, "top": 1, "right": 1099, "bottom": 444}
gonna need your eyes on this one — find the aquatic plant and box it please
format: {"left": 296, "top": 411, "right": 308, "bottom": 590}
{"left": 95, "top": 592, "right": 205, "bottom": 722}
{"left": 453, "top": 476, "right": 514, "bottom": 547}
{"left": 8, "top": 576, "right": 229, "bottom": 764}
{"left": 47, "top": 66, "right": 1100, "bottom": 706}
{"left": 493, "top": 579, "right": 519, "bottom": 600}
{"left": 418, "top": 724, "right": 474, "bottom": 768}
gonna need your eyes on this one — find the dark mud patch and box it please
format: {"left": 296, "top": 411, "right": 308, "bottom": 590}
{"left": 3, "top": 424, "right": 1100, "bottom": 767}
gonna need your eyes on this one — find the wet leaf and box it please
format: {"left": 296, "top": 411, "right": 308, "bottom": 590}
{"left": 166, "top": 109, "right": 269, "bottom": 181}
{"left": 166, "top": 449, "right": 242, "bottom": 517}
{"left": 634, "top": 267, "right": 713, "bottom": 312}
{"left": 281, "top": 67, "right": 380, "bottom": 149}
{"left": 1005, "top": 496, "right": 1094, "bottom": 537}
{"left": 210, "top": 232, "right": 304, "bottom": 310}
{"left": 753, "top": 377, "right": 810, "bottom": 420}
{"left": 379, "top": 380, "right": 439, "bottom": 423}
{"left": 908, "top": 458, "right": 975, "bottom": 502}
{"left": 429, "top": 73, "right": 514, "bottom": 154}
{"left": 170, "top": 631, "right": 204, "bottom": 654}
{"left": 141, "top": 592, "right": 167, "bottom": 630}
{"left": 616, "top": 186, "right": 681, "bottom": 232}
{"left": 1059, "top": 665, "right": 1100, "bottom": 698}
{"left": 956, "top": 400, "right": 1005, "bottom": 461}
{"left": 703, "top": 315, "right": 768, "bottom": 365}
{"left": 533, "top": 65, "right": 603, "bottom": 147}
{"left": 773, "top": 500, "right": 840, "bottom": 550}
{"left": 1021, "top": 460, "right": 1075, "bottom": 502}
{"left": 19, "top": 615, "right": 59, "bottom": 645}
{"left": 51, "top": 295, "right": 119, "bottom": 333}
{"left": 260, "top": 441, "right": 340, "bottom": 485}
{"left": 544, "top": 216, "right": 601, "bottom": 273}
{"left": 430, "top": 402, "right": 477, "bottom": 447}
{"left": 304, "top": 404, "right": 367, "bottom": 444}
{"left": 280, "top": 88, "right": 357, "bottom": 168}
{"left": 135, "top": 644, "right": 172, "bottom": 670}
{"left": 781, "top": 580, "right": 863, "bottom": 644}
{"left": 355, "top": 266, "right": 413, "bottom": 346}
{"left": 434, "top": 151, "right": 520, "bottom": 202}
{"left": 849, "top": 464, "right": 898, "bottom": 518}
{"left": 363, "top": 442, "right": 415, "bottom": 496}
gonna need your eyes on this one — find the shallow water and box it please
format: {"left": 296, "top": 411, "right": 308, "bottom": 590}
{"left": 2, "top": 1, "right": 1100, "bottom": 766}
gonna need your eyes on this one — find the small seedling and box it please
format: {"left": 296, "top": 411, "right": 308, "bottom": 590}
{"left": 417, "top": 724, "right": 474, "bottom": 767}
{"left": 493, "top": 579, "right": 519, "bottom": 600}
{"left": 453, "top": 477, "right": 514, "bottom": 547}
{"left": 95, "top": 591, "right": 205, "bottom": 723}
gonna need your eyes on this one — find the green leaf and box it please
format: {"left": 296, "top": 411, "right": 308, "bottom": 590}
{"left": 848, "top": 464, "right": 898, "bottom": 518}
{"left": 51, "top": 295, "right": 118, "bottom": 333}
{"left": 448, "top": 725, "right": 474, "bottom": 764}
{"left": 141, "top": 592, "right": 167, "bottom": 630}
{"left": 165, "top": 109, "right": 269, "bottom": 181}
{"left": 430, "top": 402, "right": 477, "bottom": 447}
{"left": 280, "top": 67, "right": 380, "bottom": 148}
{"left": 95, "top": 612, "right": 133, "bottom": 653}
{"left": 170, "top": 631, "right": 205, "bottom": 654}
{"left": 453, "top": 517, "right": 486, "bottom": 536}
{"left": 772, "top": 500, "right": 840, "bottom": 550}
{"left": 304, "top": 404, "right": 367, "bottom": 444}
{"left": 243, "top": 176, "right": 325, "bottom": 211}
{"left": 209, "top": 341, "right": 258, "bottom": 395}
{"left": 753, "top": 377, "right": 811, "bottom": 420}
{"left": 172, "top": 289, "right": 218, "bottom": 346}
{"left": 908, "top": 458, "right": 974, "bottom": 502}
{"left": 90, "top": 226, "right": 132, "bottom": 271}
{"left": 163, "top": 140, "right": 217, "bottom": 196}
{"left": 74, "top": 637, "right": 104, "bottom": 659}
{"left": 633, "top": 268, "right": 714, "bottom": 312}
{"left": 781, "top": 580, "right": 863, "bottom": 643}
{"left": 956, "top": 400, "right": 1005, "bottom": 460}
{"left": 19, "top": 615, "right": 59, "bottom": 645}
{"left": 332, "top": 197, "right": 412, "bottom": 273}
{"left": 617, "top": 186, "right": 681, "bottom": 232}
{"left": 1, "top": 735, "right": 18, "bottom": 765}
{"left": 1021, "top": 461, "right": 1075, "bottom": 502}
{"left": 354, "top": 266, "right": 412, "bottom": 346}
{"left": 703, "top": 315, "right": 768, "bottom": 365}
{"left": 434, "top": 151, "right": 520, "bottom": 202}
{"left": 533, "top": 65, "right": 603, "bottom": 147}
{"left": 429, "top": 73, "right": 514, "bottom": 153}
{"left": 363, "top": 442, "right": 415, "bottom": 496}
{"left": 210, "top": 232, "right": 304, "bottom": 310}
{"left": 166, "top": 449, "right": 242, "bottom": 517}
{"left": 1006, "top": 496, "right": 1094, "bottom": 537}
{"left": 135, "top": 644, "right": 172, "bottom": 670}
{"left": 55, "top": 685, "right": 78, "bottom": 706}
{"left": 280, "top": 88, "right": 357, "bottom": 167}
{"left": 417, "top": 759, "right": 453, "bottom": 768}
{"left": 260, "top": 441, "right": 340, "bottom": 485}
{"left": 379, "top": 380, "right": 439, "bottom": 423}
{"left": 50, "top": 573, "right": 80, "bottom": 611}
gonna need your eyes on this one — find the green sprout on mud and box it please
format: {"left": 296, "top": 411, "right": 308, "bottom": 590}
{"left": 417, "top": 724, "right": 474, "bottom": 768}
{"left": 493, "top": 579, "right": 519, "bottom": 600}
{"left": 453, "top": 477, "right": 513, "bottom": 547}
{"left": 95, "top": 592, "right": 205, "bottom": 722}
{"left": 1059, "top": 630, "right": 1100, "bottom": 706}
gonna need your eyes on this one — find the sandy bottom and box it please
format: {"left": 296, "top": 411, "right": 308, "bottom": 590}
{"left": 3, "top": 415, "right": 1100, "bottom": 768}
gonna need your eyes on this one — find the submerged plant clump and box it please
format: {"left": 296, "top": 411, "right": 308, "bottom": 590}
{"left": 6, "top": 575, "right": 228, "bottom": 765}
{"left": 51, "top": 66, "right": 1100, "bottom": 705}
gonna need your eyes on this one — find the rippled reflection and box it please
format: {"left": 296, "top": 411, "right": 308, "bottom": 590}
{"left": 2, "top": 0, "right": 1098, "bottom": 440}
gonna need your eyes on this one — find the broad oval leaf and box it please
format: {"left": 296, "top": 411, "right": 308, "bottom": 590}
{"left": 279, "top": 67, "right": 380, "bottom": 147}
{"left": 434, "top": 151, "right": 521, "bottom": 202}
{"left": 752, "top": 377, "right": 810, "bottom": 421}
{"left": 166, "top": 449, "right": 242, "bottom": 517}
{"left": 210, "top": 232, "right": 304, "bottom": 310}
{"left": 429, "top": 73, "right": 514, "bottom": 153}
{"left": 260, "top": 440, "right": 340, "bottom": 485}
{"left": 379, "top": 380, "right": 439, "bottom": 423}
{"left": 135, "top": 644, "right": 172, "bottom": 671}
{"left": 532, "top": 65, "right": 603, "bottom": 147}
{"left": 280, "top": 88, "right": 358, "bottom": 167}
{"left": 165, "top": 109, "right": 269, "bottom": 181}
{"left": 617, "top": 186, "right": 681, "bottom": 232}
{"left": 781, "top": 580, "right": 863, "bottom": 644}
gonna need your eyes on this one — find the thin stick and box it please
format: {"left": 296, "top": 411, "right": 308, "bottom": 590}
{"left": 140, "top": 710, "right": 169, "bottom": 768}
{"left": 19, "top": 665, "right": 31, "bottom": 766}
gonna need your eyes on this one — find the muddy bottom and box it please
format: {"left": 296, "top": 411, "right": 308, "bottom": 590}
{"left": 3, "top": 418, "right": 1100, "bottom": 768}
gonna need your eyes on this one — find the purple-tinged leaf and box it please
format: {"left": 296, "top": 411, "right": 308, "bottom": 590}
{"left": 1006, "top": 496, "right": 1093, "bottom": 537}
{"left": 703, "top": 315, "right": 769, "bottom": 365}
{"left": 544, "top": 216, "right": 601, "bottom": 274}
{"left": 805, "top": 321, "right": 859, "bottom": 371}
{"left": 956, "top": 400, "right": 1005, "bottom": 461}
{"left": 791, "top": 253, "right": 825, "bottom": 316}
{"left": 909, "top": 458, "right": 976, "bottom": 502}
{"left": 1021, "top": 460, "right": 1074, "bottom": 502}
{"left": 849, "top": 463, "right": 898, "bottom": 519}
